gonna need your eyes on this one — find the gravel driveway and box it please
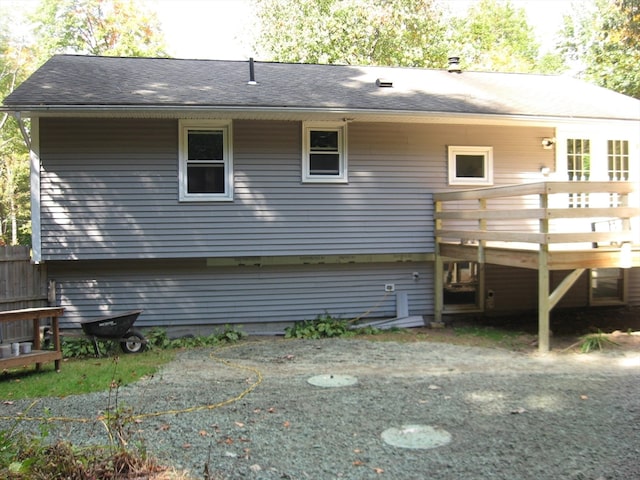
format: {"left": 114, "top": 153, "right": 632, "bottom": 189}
{"left": 3, "top": 338, "right": 640, "bottom": 479}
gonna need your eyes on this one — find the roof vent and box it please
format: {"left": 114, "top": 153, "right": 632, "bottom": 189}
{"left": 447, "top": 56, "right": 462, "bottom": 74}
{"left": 376, "top": 78, "right": 393, "bottom": 88}
{"left": 248, "top": 57, "right": 258, "bottom": 85}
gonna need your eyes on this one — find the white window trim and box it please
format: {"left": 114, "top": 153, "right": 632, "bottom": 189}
{"left": 179, "top": 119, "right": 233, "bottom": 202}
{"left": 302, "top": 121, "right": 348, "bottom": 183}
{"left": 448, "top": 146, "right": 493, "bottom": 186}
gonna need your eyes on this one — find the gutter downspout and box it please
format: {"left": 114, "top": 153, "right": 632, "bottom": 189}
{"left": 13, "top": 113, "right": 41, "bottom": 263}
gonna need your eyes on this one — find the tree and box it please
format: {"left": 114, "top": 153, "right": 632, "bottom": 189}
{"left": 254, "top": 0, "right": 563, "bottom": 74}
{"left": 450, "top": 0, "right": 565, "bottom": 73}
{"left": 0, "top": 0, "right": 169, "bottom": 245}
{"left": 0, "top": 12, "right": 32, "bottom": 245}
{"left": 254, "top": 0, "right": 450, "bottom": 67}
{"left": 559, "top": 0, "right": 640, "bottom": 98}
{"left": 31, "top": 0, "right": 168, "bottom": 61}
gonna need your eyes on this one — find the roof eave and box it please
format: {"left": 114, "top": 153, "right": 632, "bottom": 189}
{"left": 2, "top": 104, "right": 638, "bottom": 127}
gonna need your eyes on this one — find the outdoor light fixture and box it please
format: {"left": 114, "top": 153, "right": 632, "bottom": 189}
{"left": 541, "top": 137, "right": 556, "bottom": 149}
{"left": 447, "top": 56, "right": 462, "bottom": 73}
{"left": 540, "top": 166, "right": 551, "bottom": 176}
{"left": 620, "top": 242, "right": 632, "bottom": 269}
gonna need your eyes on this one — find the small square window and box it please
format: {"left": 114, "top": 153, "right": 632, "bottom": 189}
{"left": 179, "top": 120, "right": 233, "bottom": 201}
{"left": 303, "top": 122, "right": 347, "bottom": 183}
{"left": 448, "top": 146, "right": 493, "bottom": 185}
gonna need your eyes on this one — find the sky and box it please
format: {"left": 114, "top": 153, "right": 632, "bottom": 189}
{"left": 2, "top": 0, "right": 581, "bottom": 60}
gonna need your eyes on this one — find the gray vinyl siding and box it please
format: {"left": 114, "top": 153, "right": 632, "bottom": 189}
{"left": 627, "top": 268, "right": 640, "bottom": 305}
{"left": 48, "top": 260, "right": 432, "bottom": 331}
{"left": 39, "top": 117, "right": 560, "bottom": 329}
{"left": 39, "top": 118, "right": 553, "bottom": 261}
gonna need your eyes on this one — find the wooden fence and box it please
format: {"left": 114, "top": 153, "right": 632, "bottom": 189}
{"left": 0, "top": 246, "right": 49, "bottom": 342}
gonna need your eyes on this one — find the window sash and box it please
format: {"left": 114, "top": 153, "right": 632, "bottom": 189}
{"left": 448, "top": 146, "right": 493, "bottom": 185}
{"left": 302, "top": 123, "right": 347, "bottom": 183}
{"left": 179, "top": 121, "right": 233, "bottom": 201}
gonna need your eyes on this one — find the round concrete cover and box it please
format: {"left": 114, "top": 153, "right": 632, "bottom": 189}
{"left": 307, "top": 374, "right": 358, "bottom": 387}
{"left": 381, "top": 424, "right": 452, "bottom": 449}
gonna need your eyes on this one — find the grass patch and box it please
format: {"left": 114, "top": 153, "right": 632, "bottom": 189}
{"left": 451, "top": 325, "right": 533, "bottom": 349}
{"left": 0, "top": 326, "right": 248, "bottom": 480}
{"left": 453, "top": 325, "right": 521, "bottom": 341}
{"left": 0, "top": 349, "right": 175, "bottom": 400}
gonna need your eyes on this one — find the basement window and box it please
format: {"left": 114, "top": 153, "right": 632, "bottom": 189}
{"left": 302, "top": 122, "right": 348, "bottom": 183}
{"left": 590, "top": 268, "right": 626, "bottom": 305}
{"left": 179, "top": 120, "right": 233, "bottom": 201}
{"left": 448, "top": 146, "right": 493, "bottom": 186}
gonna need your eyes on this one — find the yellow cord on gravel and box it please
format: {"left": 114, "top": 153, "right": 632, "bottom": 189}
{"left": 3, "top": 290, "right": 391, "bottom": 426}
{"left": 0, "top": 343, "right": 264, "bottom": 425}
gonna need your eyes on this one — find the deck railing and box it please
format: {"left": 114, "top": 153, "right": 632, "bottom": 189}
{"left": 433, "top": 181, "right": 639, "bottom": 249}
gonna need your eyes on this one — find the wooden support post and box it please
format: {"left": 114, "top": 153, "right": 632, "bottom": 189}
{"left": 538, "top": 250, "right": 551, "bottom": 353}
{"left": 433, "top": 199, "right": 444, "bottom": 327}
{"left": 538, "top": 191, "right": 550, "bottom": 353}
{"left": 434, "top": 255, "right": 444, "bottom": 327}
{"left": 478, "top": 198, "right": 487, "bottom": 311}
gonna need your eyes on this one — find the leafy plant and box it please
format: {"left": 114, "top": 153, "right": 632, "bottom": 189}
{"left": 285, "top": 312, "right": 353, "bottom": 339}
{"left": 144, "top": 327, "right": 172, "bottom": 350}
{"left": 153, "top": 325, "right": 247, "bottom": 350}
{"left": 579, "top": 330, "right": 619, "bottom": 353}
{"left": 61, "top": 336, "right": 115, "bottom": 358}
{"left": 352, "top": 325, "right": 384, "bottom": 335}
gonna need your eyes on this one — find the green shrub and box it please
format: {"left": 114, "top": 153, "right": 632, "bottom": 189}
{"left": 285, "top": 312, "right": 353, "bottom": 339}
{"left": 61, "top": 337, "right": 115, "bottom": 358}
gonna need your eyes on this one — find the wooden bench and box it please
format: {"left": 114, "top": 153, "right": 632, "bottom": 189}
{"left": 0, "top": 307, "right": 64, "bottom": 372}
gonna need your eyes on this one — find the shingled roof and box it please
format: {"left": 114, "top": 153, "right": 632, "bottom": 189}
{"left": 3, "top": 54, "right": 640, "bottom": 122}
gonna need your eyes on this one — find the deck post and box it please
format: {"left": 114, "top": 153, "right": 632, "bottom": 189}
{"left": 477, "top": 198, "right": 487, "bottom": 311}
{"left": 538, "top": 250, "right": 551, "bottom": 353}
{"left": 538, "top": 191, "right": 551, "bottom": 353}
{"left": 433, "top": 200, "right": 444, "bottom": 327}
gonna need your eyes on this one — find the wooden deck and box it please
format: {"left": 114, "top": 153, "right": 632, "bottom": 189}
{"left": 433, "top": 181, "right": 640, "bottom": 352}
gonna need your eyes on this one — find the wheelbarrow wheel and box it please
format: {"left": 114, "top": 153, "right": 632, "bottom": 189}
{"left": 120, "top": 329, "right": 146, "bottom": 354}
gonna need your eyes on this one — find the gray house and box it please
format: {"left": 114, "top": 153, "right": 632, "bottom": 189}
{"left": 3, "top": 55, "right": 640, "bottom": 347}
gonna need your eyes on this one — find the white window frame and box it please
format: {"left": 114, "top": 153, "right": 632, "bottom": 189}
{"left": 448, "top": 146, "right": 493, "bottom": 186}
{"left": 179, "top": 119, "right": 233, "bottom": 202}
{"left": 302, "top": 121, "right": 348, "bottom": 183}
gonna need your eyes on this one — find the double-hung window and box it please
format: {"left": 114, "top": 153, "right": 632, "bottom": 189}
{"left": 302, "top": 122, "right": 347, "bottom": 183}
{"left": 179, "top": 120, "right": 233, "bottom": 201}
{"left": 448, "top": 146, "right": 493, "bottom": 185}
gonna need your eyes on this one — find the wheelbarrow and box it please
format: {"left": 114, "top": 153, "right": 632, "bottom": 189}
{"left": 80, "top": 309, "right": 147, "bottom": 355}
